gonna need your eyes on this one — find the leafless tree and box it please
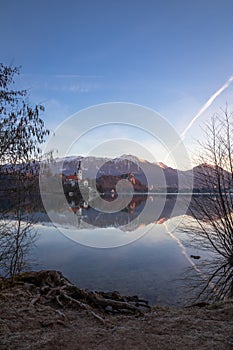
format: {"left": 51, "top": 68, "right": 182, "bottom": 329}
{"left": 184, "top": 108, "right": 233, "bottom": 264}
{"left": 0, "top": 64, "right": 49, "bottom": 280}
{"left": 180, "top": 108, "right": 233, "bottom": 304}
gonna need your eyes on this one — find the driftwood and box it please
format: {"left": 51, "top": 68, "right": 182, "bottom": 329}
{"left": 10, "top": 270, "right": 150, "bottom": 322}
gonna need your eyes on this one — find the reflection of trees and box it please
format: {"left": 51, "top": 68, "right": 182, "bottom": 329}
{"left": 0, "top": 169, "right": 41, "bottom": 279}
{"left": 0, "top": 215, "right": 37, "bottom": 279}
{"left": 182, "top": 202, "right": 233, "bottom": 304}
{"left": 2, "top": 193, "right": 199, "bottom": 230}
{"left": 186, "top": 193, "right": 233, "bottom": 261}
{"left": 180, "top": 110, "right": 233, "bottom": 304}
{"left": 182, "top": 258, "right": 233, "bottom": 305}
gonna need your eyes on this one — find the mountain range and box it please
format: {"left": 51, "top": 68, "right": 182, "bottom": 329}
{"left": 54, "top": 154, "right": 229, "bottom": 191}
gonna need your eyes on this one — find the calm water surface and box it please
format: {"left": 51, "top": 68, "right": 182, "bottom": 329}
{"left": 30, "top": 195, "right": 205, "bottom": 306}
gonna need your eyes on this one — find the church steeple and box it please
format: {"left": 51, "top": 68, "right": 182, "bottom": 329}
{"left": 77, "top": 161, "right": 82, "bottom": 181}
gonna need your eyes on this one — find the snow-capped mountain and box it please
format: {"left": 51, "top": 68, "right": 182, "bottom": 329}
{"left": 43, "top": 154, "right": 232, "bottom": 191}
{"left": 49, "top": 154, "right": 190, "bottom": 190}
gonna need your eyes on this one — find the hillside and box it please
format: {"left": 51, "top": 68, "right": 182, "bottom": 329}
{"left": 58, "top": 154, "right": 232, "bottom": 191}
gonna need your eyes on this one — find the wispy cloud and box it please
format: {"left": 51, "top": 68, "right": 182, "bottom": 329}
{"left": 18, "top": 73, "right": 103, "bottom": 94}
{"left": 52, "top": 74, "right": 104, "bottom": 79}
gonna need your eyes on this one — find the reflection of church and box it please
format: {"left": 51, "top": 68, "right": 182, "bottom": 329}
{"left": 63, "top": 161, "right": 90, "bottom": 227}
{"left": 69, "top": 196, "right": 89, "bottom": 226}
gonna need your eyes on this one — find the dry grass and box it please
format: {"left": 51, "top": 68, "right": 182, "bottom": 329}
{"left": 0, "top": 273, "right": 232, "bottom": 350}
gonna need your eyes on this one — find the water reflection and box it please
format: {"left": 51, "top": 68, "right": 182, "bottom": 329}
{"left": 180, "top": 193, "right": 233, "bottom": 304}
{"left": 3, "top": 189, "right": 233, "bottom": 305}
{"left": 31, "top": 222, "right": 191, "bottom": 306}
{"left": 46, "top": 193, "right": 233, "bottom": 304}
{"left": 182, "top": 257, "right": 233, "bottom": 304}
{"left": 43, "top": 193, "right": 190, "bottom": 231}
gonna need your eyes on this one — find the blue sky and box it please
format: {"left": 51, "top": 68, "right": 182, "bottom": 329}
{"left": 1, "top": 0, "right": 233, "bottom": 167}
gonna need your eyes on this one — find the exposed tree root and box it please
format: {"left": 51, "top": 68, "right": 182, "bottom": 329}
{"left": 6, "top": 270, "right": 150, "bottom": 323}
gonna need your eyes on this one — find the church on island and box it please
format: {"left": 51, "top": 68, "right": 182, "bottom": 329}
{"left": 63, "top": 161, "right": 89, "bottom": 188}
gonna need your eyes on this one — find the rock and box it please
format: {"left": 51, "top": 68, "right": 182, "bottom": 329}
{"left": 190, "top": 255, "right": 201, "bottom": 260}
{"left": 105, "top": 306, "right": 113, "bottom": 313}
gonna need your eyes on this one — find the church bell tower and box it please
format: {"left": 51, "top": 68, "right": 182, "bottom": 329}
{"left": 77, "top": 161, "right": 82, "bottom": 181}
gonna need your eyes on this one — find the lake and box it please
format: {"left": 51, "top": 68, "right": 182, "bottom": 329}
{"left": 29, "top": 194, "right": 210, "bottom": 307}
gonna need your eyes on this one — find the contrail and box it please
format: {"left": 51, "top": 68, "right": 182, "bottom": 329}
{"left": 181, "top": 75, "right": 233, "bottom": 139}
{"left": 164, "top": 75, "right": 233, "bottom": 165}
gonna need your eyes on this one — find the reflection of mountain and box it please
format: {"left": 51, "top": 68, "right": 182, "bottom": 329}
{"left": 44, "top": 194, "right": 191, "bottom": 231}
{"left": 43, "top": 188, "right": 233, "bottom": 232}
{"left": 2, "top": 182, "right": 227, "bottom": 232}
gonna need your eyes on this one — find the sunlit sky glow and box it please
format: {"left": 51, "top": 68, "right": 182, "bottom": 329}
{"left": 1, "top": 0, "right": 233, "bottom": 168}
